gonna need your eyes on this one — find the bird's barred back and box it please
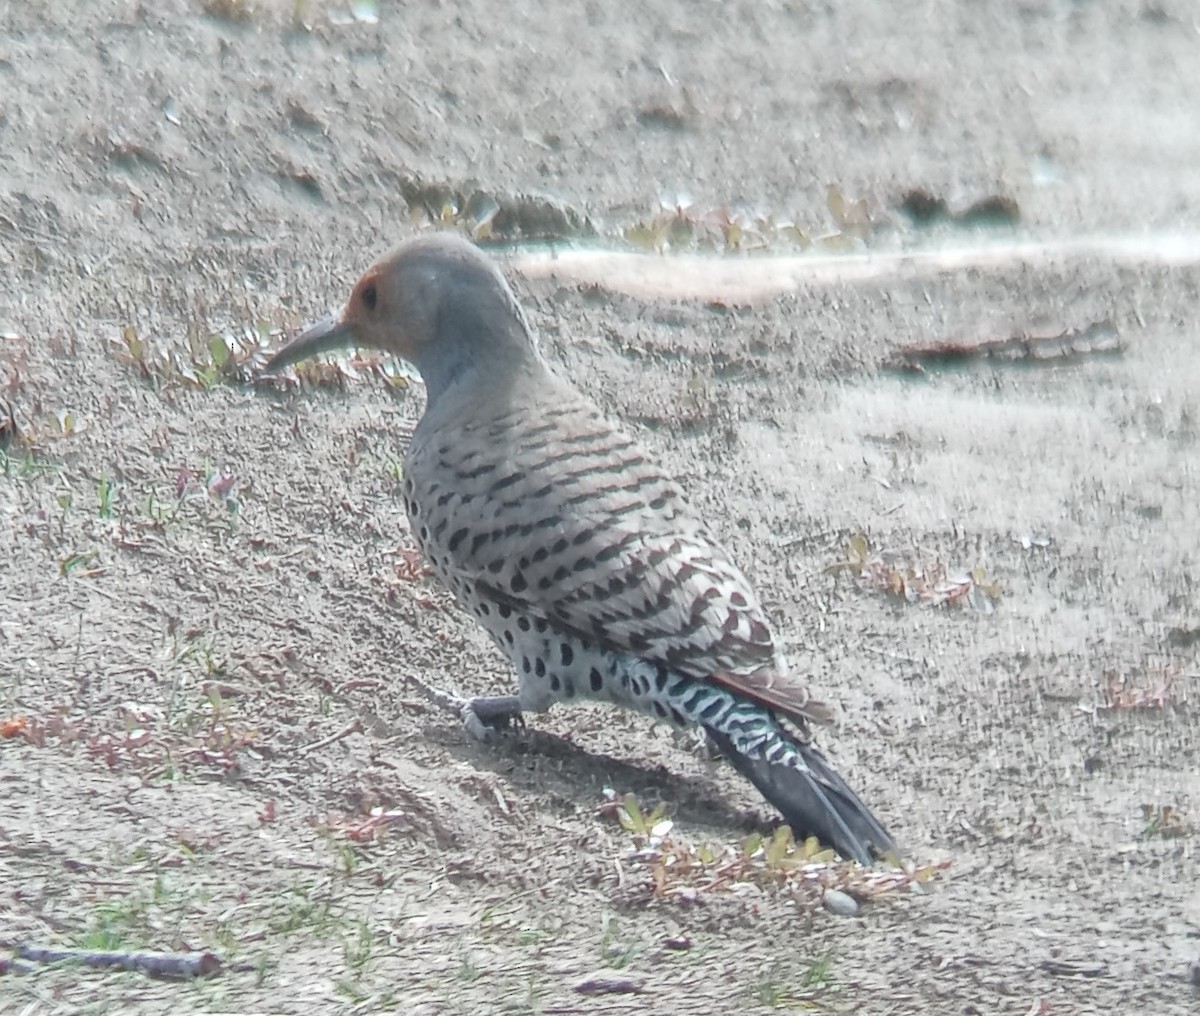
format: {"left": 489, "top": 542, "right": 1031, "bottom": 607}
{"left": 402, "top": 372, "right": 787, "bottom": 693}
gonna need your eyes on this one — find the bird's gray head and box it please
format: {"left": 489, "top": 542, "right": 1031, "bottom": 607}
{"left": 262, "top": 234, "right": 538, "bottom": 403}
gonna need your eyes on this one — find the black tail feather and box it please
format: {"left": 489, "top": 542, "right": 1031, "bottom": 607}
{"left": 705, "top": 726, "right": 895, "bottom": 866}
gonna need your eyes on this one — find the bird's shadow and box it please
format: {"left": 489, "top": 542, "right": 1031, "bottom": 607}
{"left": 419, "top": 717, "right": 778, "bottom": 837}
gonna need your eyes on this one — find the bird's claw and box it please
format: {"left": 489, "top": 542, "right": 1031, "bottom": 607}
{"left": 406, "top": 676, "right": 523, "bottom": 742}
{"left": 461, "top": 703, "right": 500, "bottom": 742}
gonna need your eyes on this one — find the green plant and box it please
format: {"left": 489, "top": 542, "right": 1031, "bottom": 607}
{"left": 59, "top": 550, "right": 100, "bottom": 577}
{"left": 97, "top": 476, "right": 115, "bottom": 518}
{"left": 599, "top": 914, "right": 638, "bottom": 968}
{"left": 342, "top": 920, "right": 375, "bottom": 971}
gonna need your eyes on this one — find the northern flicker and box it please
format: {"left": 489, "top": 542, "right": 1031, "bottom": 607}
{"left": 263, "top": 234, "right": 896, "bottom": 864}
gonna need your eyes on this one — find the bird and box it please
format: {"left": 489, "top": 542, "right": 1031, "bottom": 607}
{"left": 262, "top": 233, "right": 896, "bottom": 865}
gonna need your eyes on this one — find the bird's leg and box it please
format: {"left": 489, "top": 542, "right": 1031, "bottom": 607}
{"left": 407, "top": 676, "right": 524, "bottom": 741}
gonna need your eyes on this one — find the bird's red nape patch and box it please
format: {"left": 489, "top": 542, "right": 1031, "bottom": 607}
{"left": 351, "top": 270, "right": 381, "bottom": 316}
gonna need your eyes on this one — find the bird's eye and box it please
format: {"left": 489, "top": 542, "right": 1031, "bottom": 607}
{"left": 361, "top": 283, "right": 378, "bottom": 311}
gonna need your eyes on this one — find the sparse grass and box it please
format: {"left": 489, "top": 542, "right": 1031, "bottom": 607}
{"left": 125, "top": 463, "right": 248, "bottom": 538}
{"left": 516, "top": 924, "right": 549, "bottom": 948}
{"left": 0, "top": 446, "right": 61, "bottom": 480}
{"left": 97, "top": 476, "right": 115, "bottom": 518}
{"left": 475, "top": 904, "right": 559, "bottom": 956}
{"left": 269, "top": 884, "right": 338, "bottom": 937}
{"left": 0, "top": 398, "right": 91, "bottom": 483}
{"left": 166, "top": 629, "right": 231, "bottom": 694}
{"left": 753, "top": 967, "right": 793, "bottom": 1008}
{"left": 356, "top": 168, "right": 901, "bottom": 256}
{"left": 601, "top": 791, "right": 948, "bottom": 907}
{"left": 382, "top": 453, "right": 404, "bottom": 484}
{"left": 59, "top": 549, "right": 101, "bottom": 578}
{"left": 597, "top": 914, "right": 639, "bottom": 968}
{"left": 752, "top": 955, "right": 838, "bottom": 1009}
{"left": 800, "top": 953, "right": 838, "bottom": 992}
{"left": 827, "top": 533, "right": 1001, "bottom": 611}
{"left": 623, "top": 185, "right": 875, "bottom": 255}
{"left": 20, "top": 653, "right": 263, "bottom": 779}
{"left": 1101, "top": 665, "right": 1180, "bottom": 711}
{"left": 341, "top": 919, "right": 376, "bottom": 971}
{"left": 334, "top": 839, "right": 360, "bottom": 875}
{"left": 456, "top": 950, "right": 482, "bottom": 982}
{"left": 1140, "top": 803, "right": 1193, "bottom": 839}
{"left": 70, "top": 868, "right": 219, "bottom": 954}
{"left": 79, "top": 898, "right": 146, "bottom": 951}
{"left": 144, "top": 487, "right": 182, "bottom": 525}
{"left": 387, "top": 171, "right": 886, "bottom": 253}
{"left": 334, "top": 978, "right": 368, "bottom": 1004}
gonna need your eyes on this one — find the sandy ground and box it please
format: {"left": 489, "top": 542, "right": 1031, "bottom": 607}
{"left": 2, "top": 1, "right": 1199, "bottom": 1013}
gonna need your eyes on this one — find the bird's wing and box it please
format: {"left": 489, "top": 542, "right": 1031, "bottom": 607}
{"left": 410, "top": 389, "right": 830, "bottom": 728}
{"left": 475, "top": 525, "right": 832, "bottom": 729}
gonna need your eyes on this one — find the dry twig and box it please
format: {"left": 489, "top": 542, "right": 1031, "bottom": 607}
{"left": 10, "top": 944, "right": 220, "bottom": 979}
{"left": 299, "top": 718, "right": 363, "bottom": 756}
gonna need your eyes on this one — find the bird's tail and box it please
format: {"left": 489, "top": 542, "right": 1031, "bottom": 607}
{"left": 704, "top": 725, "right": 896, "bottom": 866}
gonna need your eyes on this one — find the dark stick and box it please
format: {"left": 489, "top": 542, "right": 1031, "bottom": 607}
{"left": 13, "top": 944, "right": 222, "bottom": 979}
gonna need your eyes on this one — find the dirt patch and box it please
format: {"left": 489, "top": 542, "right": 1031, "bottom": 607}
{"left": 2, "top": 2, "right": 1199, "bottom": 1013}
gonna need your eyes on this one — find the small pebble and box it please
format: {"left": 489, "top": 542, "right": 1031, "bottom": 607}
{"left": 822, "top": 888, "right": 859, "bottom": 917}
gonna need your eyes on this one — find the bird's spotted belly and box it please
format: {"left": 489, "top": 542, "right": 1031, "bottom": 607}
{"left": 449, "top": 581, "right": 684, "bottom": 717}
{"left": 452, "top": 582, "right": 774, "bottom": 741}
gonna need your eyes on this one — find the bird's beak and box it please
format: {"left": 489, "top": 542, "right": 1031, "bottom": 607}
{"left": 260, "top": 314, "right": 361, "bottom": 374}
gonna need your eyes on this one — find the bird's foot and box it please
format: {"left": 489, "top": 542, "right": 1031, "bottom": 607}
{"left": 669, "top": 725, "right": 724, "bottom": 761}
{"left": 407, "top": 676, "right": 524, "bottom": 742}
